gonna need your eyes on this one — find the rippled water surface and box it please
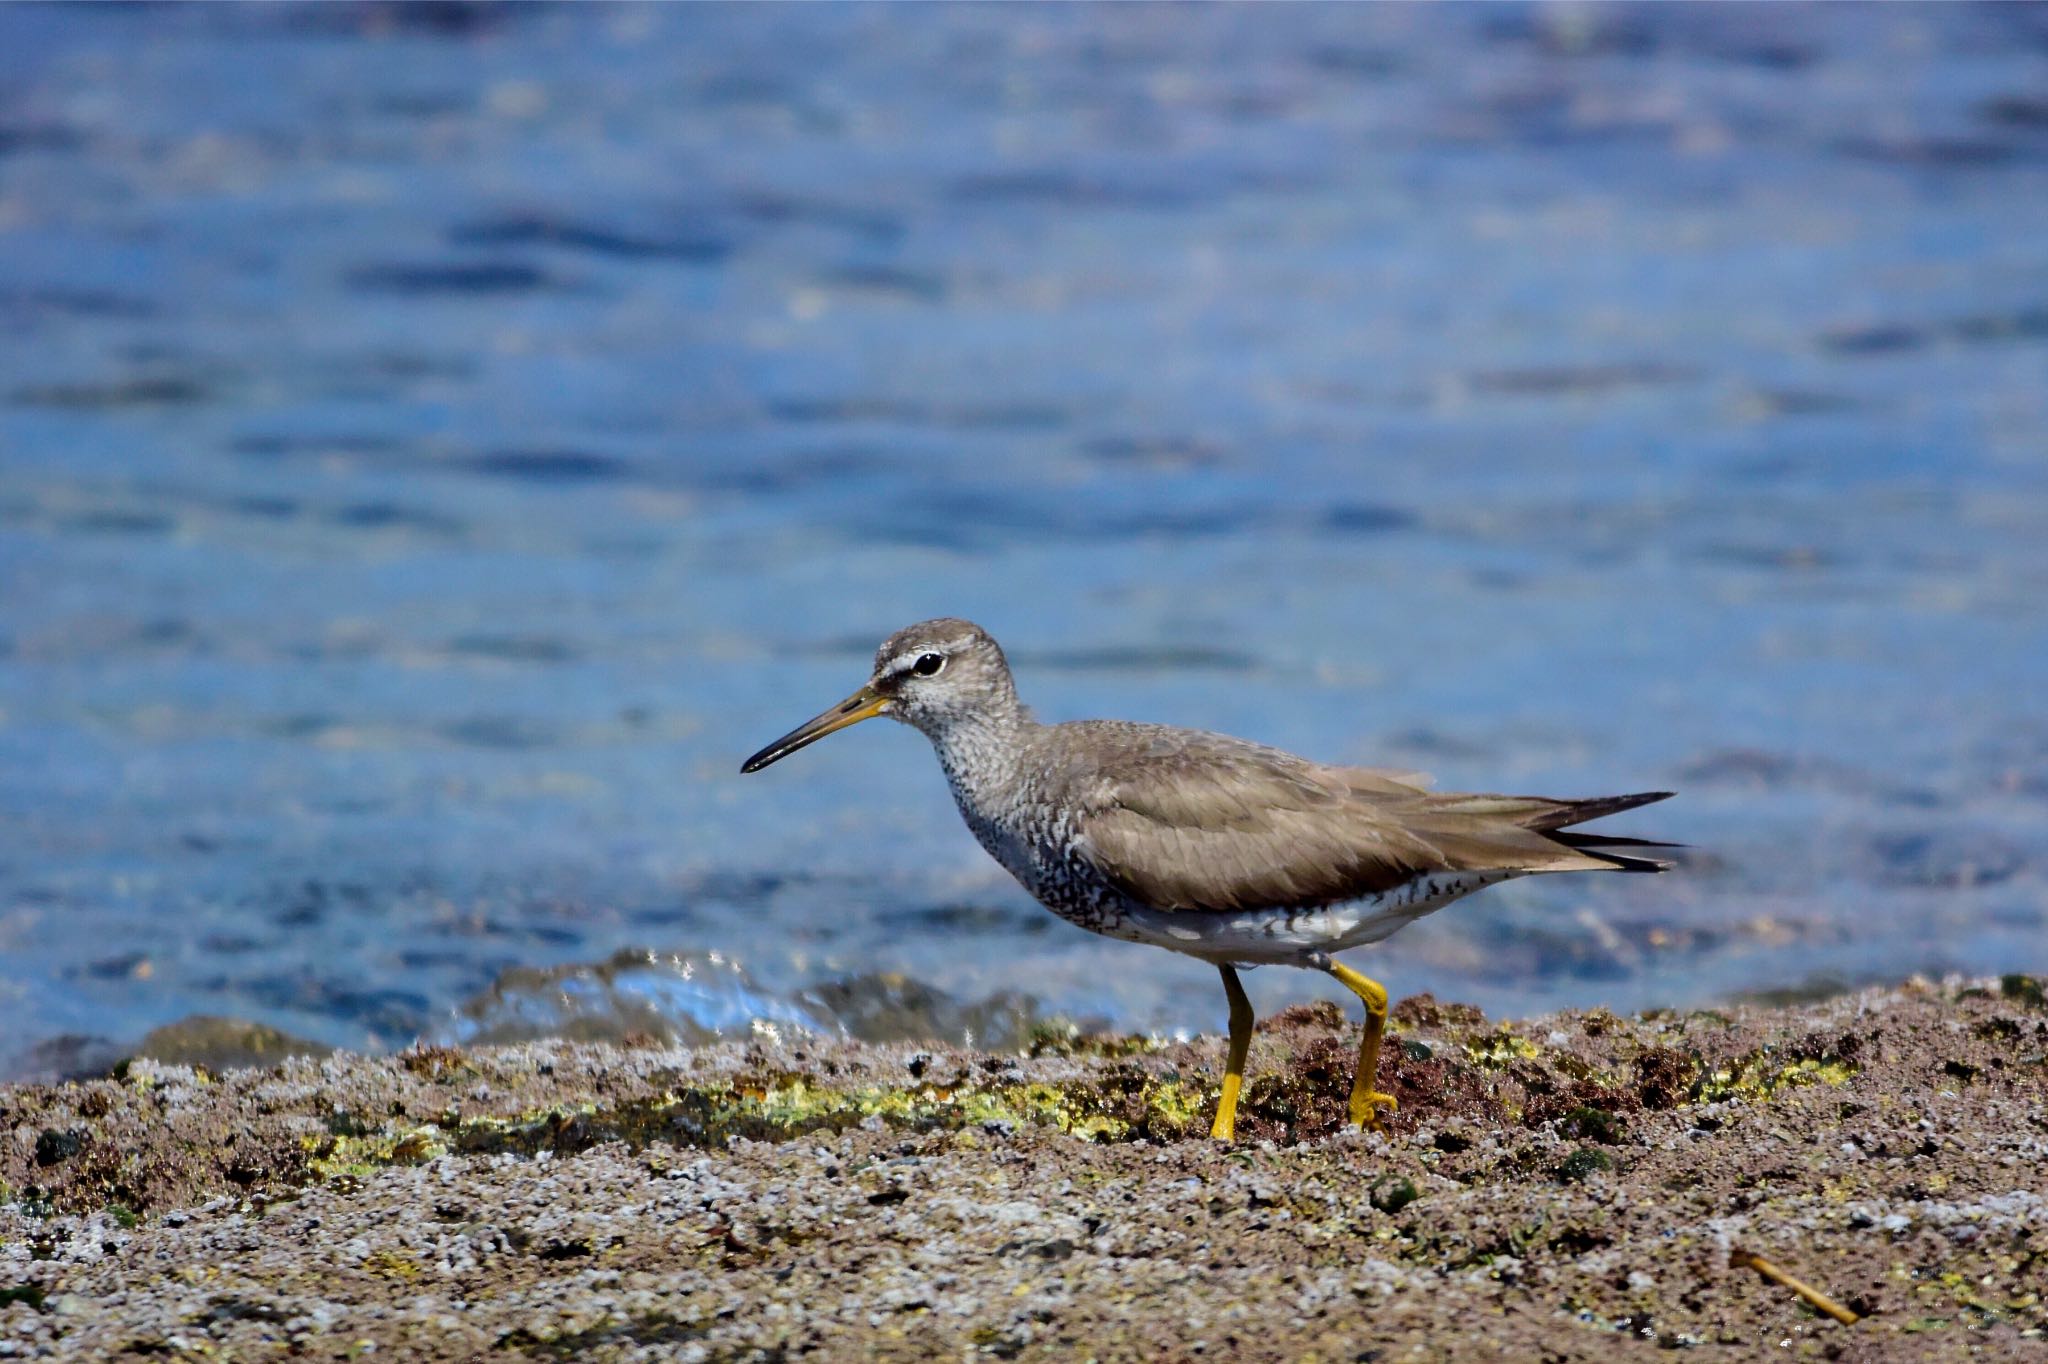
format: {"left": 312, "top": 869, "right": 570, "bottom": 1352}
{"left": 3, "top": 3, "right": 2046, "bottom": 1074}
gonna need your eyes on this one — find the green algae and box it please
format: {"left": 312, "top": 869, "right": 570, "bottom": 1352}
{"left": 1369, "top": 1176, "right": 1420, "bottom": 1213}
{"left": 298, "top": 1069, "right": 1222, "bottom": 1180}
{"left": 1141, "top": 1079, "right": 1211, "bottom": 1130}
{"left": 2001, "top": 974, "right": 2046, "bottom": 1010}
{"left": 306, "top": 1125, "right": 448, "bottom": 1182}
{"left": 1913, "top": 1267, "right": 2038, "bottom": 1327}
{"left": 0, "top": 1284, "right": 46, "bottom": 1311}
{"left": 5, "top": 1184, "right": 56, "bottom": 1220}
{"left": 1556, "top": 1147, "right": 1615, "bottom": 1183}
{"left": 1558, "top": 1105, "right": 1626, "bottom": 1144}
{"left": 1692, "top": 1051, "right": 1859, "bottom": 1104}
{"left": 1465, "top": 1030, "right": 1543, "bottom": 1068}
{"left": 1024, "top": 1019, "right": 1165, "bottom": 1059}
{"left": 362, "top": 1248, "right": 422, "bottom": 1281}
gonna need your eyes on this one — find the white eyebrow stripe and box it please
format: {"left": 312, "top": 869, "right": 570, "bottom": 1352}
{"left": 885, "top": 639, "right": 968, "bottom": 675}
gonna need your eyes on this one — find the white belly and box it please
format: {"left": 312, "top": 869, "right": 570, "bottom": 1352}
{"left": 1107, "top": 870, "right": 1523, "bottom": 968}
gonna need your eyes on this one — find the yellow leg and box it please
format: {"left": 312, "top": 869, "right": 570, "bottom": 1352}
{"left": 1326, "top": 960, "right": 1398, "bottom": 1132}
{"left": 1209, "top": 964, "right": 1255, "bottom": 1141}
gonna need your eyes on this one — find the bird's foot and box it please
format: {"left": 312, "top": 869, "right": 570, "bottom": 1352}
{"left": 1350, "top": 1089, "right": 1397, "bottom": 1132}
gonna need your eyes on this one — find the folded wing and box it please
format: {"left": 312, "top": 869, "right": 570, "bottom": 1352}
{"left": 1073, "top": 741, "right": 1672, "bottom": 914}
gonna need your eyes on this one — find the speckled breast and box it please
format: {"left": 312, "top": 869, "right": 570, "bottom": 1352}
{"left": 945, "top": 786, "right": 1129, "bottom": 937}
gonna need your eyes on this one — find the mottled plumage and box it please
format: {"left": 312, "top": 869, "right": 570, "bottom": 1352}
{"left": 743, "top": 617, "right": 1676, "bottom": 1140}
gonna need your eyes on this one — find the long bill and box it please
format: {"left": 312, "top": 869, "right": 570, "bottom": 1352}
{"left": 740, "top": 685, "right": 890, "bottom": 773}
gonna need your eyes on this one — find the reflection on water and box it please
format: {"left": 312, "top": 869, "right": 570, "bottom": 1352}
{"left": 2, "top": 3, "right": 2045, "bottom": 1075}
{"left": 434, "top": 949, "right": 838, "bottom": 1049}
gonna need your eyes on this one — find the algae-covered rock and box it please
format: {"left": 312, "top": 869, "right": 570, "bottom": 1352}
{"left": 132, "top": 1015, "right": 332, "bottom": 1072}
{"left": 1, "top": 981, "right": 2043, "bottom": 1362}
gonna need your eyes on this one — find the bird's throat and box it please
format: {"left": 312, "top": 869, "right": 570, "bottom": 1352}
{"left": 925, "top": 707, "right": 1029, "bottom": 815}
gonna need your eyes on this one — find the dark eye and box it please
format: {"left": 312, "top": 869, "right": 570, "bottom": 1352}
{"left": 912, "top": 652, "right": 945, "bottom": 677}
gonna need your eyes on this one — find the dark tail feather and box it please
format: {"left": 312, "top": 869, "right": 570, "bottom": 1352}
{"left": 1524, "top": 790, "right": 1674, "bottom": 832}
{"left": 1552, "top": 832, "right": 1686, "bottom": 851}
{"left": 1552, "top": 830, "right": 1680, "bottom": 873}
{"left": 1527, "top": 791, "right": 1678, "bottom": 872}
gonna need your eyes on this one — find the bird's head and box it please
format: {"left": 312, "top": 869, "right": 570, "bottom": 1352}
{"left": 740, "top": 617, "right": 1017, "bottom": 772}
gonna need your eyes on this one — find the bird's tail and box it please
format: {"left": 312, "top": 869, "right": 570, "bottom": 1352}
{"left": 1530, "top": 791, "right": 1681, "bottom": 873}
{"left": 1524, "top": 790, "right": 1674, "bottom": 831}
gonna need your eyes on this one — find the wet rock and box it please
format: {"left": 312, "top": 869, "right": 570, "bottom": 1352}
{"left": 437, "top": 948, "right": 834, "bottom": 1048}
{"left": 801, "top": 972, "right": 1041, "bottom": 1051}
{"left": 132, "top": 1016, "right": 332, "bottom": 1072}
{"left": 3, "top": 1034, "right": 127, "bottom": 1084}
{"left": 1391, "top": 992, "right": 1486, "bottom": 1029}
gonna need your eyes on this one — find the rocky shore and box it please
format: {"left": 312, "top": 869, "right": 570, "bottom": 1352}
{"left": 2, "top": 978, "right": 2043, "bottom": 1360}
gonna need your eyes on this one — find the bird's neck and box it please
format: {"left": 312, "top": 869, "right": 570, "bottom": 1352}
{"left": 924, "top": 702, "right": 1030, "bottom": 811}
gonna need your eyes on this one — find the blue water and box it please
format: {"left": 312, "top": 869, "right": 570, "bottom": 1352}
{"left": 3, "top": 3, "right": 2045, "bottom": 1074}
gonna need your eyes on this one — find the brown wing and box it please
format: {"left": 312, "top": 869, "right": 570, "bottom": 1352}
{"left": 1072, "top": 739, "right": 1652, "bottom": 914}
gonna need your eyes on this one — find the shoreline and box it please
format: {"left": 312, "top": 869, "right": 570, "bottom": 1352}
{"left": 3, "top": 978, "right": 2043, "bottom": 1360}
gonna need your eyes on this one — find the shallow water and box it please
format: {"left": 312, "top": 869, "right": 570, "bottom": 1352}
{"left": 3, "top": 3, "right": 2046, "bottom": 1075}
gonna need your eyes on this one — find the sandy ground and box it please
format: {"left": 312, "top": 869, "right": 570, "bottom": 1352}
{"left": 2, "top": 978, "right": 2044, "bottom": 1361}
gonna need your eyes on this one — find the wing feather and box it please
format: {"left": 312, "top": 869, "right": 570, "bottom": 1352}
{"left": 1071, "top": 741, "right": 1634, "bottom": 913}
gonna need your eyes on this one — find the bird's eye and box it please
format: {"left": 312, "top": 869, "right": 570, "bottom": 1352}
{"left": 912, "top": 652, "right": 945, "bottom": 677}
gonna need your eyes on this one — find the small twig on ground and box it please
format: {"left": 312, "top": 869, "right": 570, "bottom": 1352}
{"left": 1729, "top": 1246, "right": 1860, "bottom": 1326}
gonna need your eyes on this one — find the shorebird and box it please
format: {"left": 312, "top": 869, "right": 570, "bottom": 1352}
{"left": 742, "top": 618, "right": 1674, "bottom": 1141}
